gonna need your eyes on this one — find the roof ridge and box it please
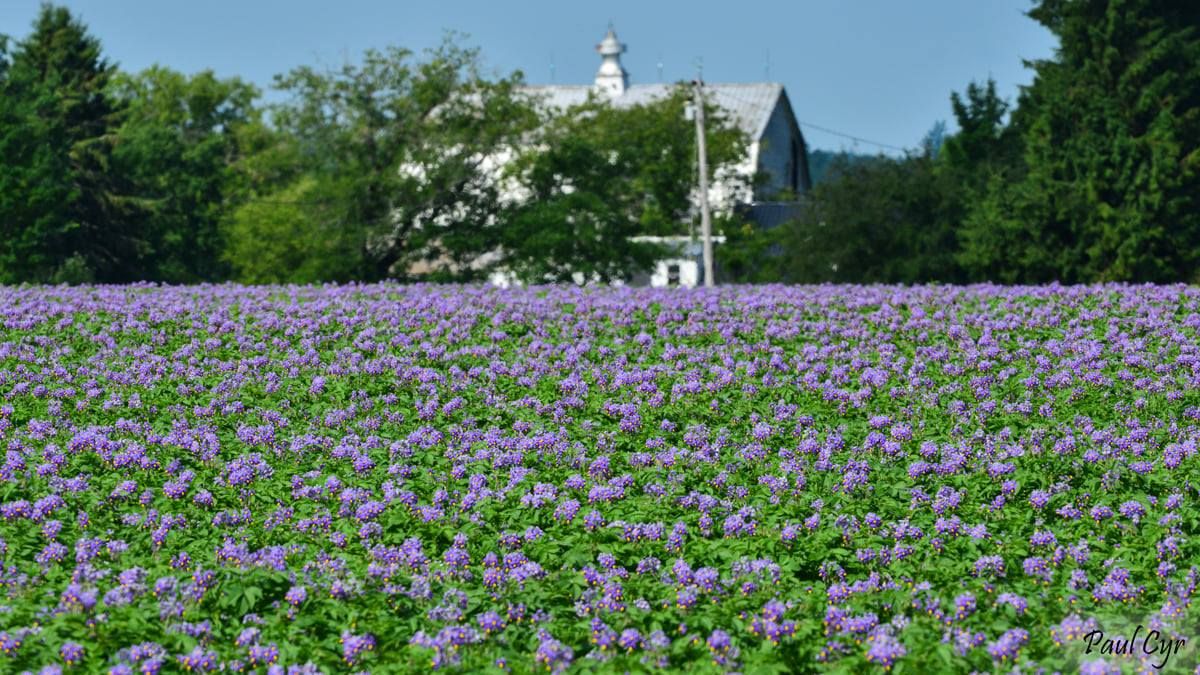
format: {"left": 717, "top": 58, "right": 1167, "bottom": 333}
{"left": 513, "top": 82, "right": 785, "bottom": 141}
{"left": 520, "top": 83, "right": 783, "bottom": 88}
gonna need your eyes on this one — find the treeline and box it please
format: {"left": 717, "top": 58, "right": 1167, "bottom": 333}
{"left": 0, "top": 5, "right": 749, "bottom": 285}
{"left": 2, "top": 2, "right": 1198, "bottom": 286}
{"left": 765, "top": 0, "right": 1200, "bottom": 284}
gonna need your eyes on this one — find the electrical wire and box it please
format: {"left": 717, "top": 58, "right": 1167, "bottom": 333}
{"left": 795, "top": 121, "right": 908, "bottom": 153}
{"left": 703, "top": 85, "right": 910, "bottom": 153}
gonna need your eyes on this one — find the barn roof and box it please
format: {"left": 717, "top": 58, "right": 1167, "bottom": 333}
{"left": 519, "top": 82, "right": 784, "bottom": 141}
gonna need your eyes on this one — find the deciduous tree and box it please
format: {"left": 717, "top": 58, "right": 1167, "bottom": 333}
{"left": 110, "top": 67, "right": 259, "bottom": 282}
{"left": 492, "top": 86, "right": 748, "bottom": 284}
{"left": 226, "top": 37, "right": 539, "bottom": 283}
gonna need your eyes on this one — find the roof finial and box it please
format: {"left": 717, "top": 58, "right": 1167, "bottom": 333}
{"left": 595, "top": 24, "right": 628, "bottom": 97}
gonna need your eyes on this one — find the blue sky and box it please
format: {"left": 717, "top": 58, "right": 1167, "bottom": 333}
{"left": 1, "top": 1, "right": 1058, "bottom": 155}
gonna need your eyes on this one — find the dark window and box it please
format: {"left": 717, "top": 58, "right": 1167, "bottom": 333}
{"left": 667, "top": 263, "right": 681, "bottom": 286}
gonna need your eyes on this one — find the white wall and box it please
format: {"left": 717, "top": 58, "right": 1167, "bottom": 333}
{"left": 708, "top": 141, "right": 758, "bottom": 215}
{"left": 649, "top": 259, "right": 700, "bottom": 288}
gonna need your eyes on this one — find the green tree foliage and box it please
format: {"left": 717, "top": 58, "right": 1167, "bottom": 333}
{"left": 7, "top": 1, "right": 1196, "bottom": 288}
{"left": 761, "top": 84, "right": 1020, "bottom": 286}
{"left": 772, "top": 78, "right": 1030, "bottom": 286}
{"left": 806, "top": 150, "right": 877, "bottom": 186}
{"left": 0, "top": 4, "right": 143, "bottom": 283}
{"left": 223, "top": 175, "right": 365, "bottom": 283}
{"left": 774, "top": 148, "right": 965, "bottom": 283}
{"left": 225, "top": 38, "right": 539, "bottom": 283}
{"left": 714, "top": 213, "right": 784, "bottom": 283}
{"left": 109, "top": 67, "right": 259, "bottom": 282}
{"left": 492, "top": 86, "right": 748, "bottom": 284}
{"left": 959, "top": 0, "right": 1200, "bottom": 283}
{"left": 489, "top": 122, "right": 665, "bottom": 284}
{"left": 940, "top": 79, "right": 1022, "bottom": 184}
{"left": 221, "top": 119, "right": 366, "bottom": 283}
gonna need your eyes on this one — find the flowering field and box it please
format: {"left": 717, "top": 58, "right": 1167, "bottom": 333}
{"left": 0, "top": 284, "right": 1198, "bottom": 674}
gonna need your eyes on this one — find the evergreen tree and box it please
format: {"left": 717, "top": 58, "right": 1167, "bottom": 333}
{"left": 960, "top": 0, "right": 1200, "bottom": 282}
{"left": 940, "top": 78, "right": 1022, "bottom": 185}
{"left": 0, "top": 4, "right": 143, "bottom": 283}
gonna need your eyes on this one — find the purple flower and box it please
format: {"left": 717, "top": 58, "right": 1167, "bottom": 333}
{"left": 355, "top": 501, "right": 386, "bottom": 522}
{"left": 996, "top": 592, "right": 1028, "bottom": 614}
{"left": 707, "top": 629, "right": 733, "bottom": 653}
{"left": 1118, "top": 500, "right": 1145, "bottom": 523}
{"left": 477, "top": 611, "right": 505, "bottom": 633}
{"left": 1022, "top": 556, "right": 1053, "bottom": 583}
{"left": 285, "top": 585, "right": 307, "bottom": 606}
{"left": 865, "top": 633, "right": 906, "bottom": 668}
{"left": 534, "top": 632, "right": 573, "bottom": 674}
{"left": 341, "top": 631, "right": 376, "bottom": 666}
{"left": 553, "top": 499, "right": 580, "bottom": 523}
{"left": 60, "top": 641, "right": 84, "bottom": 665}
{"left": 986, "top": 628, "right": 1029, "bottom": 662}
{"left": 176, "top": 647, "right": 219, "bottom": 672}
{"left": 584, "top": 510, "right": 605, "bottom": 531}
{"left": 618, "top": 628, "right": 642, "bottom": 651}
{"left": 953, "top": 593, "right": 976, "bottom": 620}
{"left": 248, "top": 643, "right": 279, "bottom": 665}
{"left": 1079, "top": 660, "right": 1122, "bottom": 675}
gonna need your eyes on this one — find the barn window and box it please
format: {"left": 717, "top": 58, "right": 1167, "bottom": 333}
{"left": 667, "top": 263, "right": 681, "bottom": 286}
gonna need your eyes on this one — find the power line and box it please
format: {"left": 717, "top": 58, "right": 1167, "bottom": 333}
{"left": 795, "top": 120, "right": 909, "bottom": 153}
{"left": 705, "top": 87, "right": 910, "bottom": 153}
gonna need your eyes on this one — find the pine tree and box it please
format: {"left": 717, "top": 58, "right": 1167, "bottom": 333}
{"left": 0, "top": 4, "right": 142, "bottom": 283}
{"left": 940, "top": 79, "right": 1022, "bottom": 185}
{"left": 960, "top": 0, "right": 1200, "bottom": 282}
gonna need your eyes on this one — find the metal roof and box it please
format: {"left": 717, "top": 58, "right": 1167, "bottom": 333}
{"left": 733, "top": 201, "right": 809, "bottom": 230}
{"left": 520, "top": 83, "right": 784, "bottom": 141}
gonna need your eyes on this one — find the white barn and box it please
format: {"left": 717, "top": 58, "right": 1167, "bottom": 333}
{"left": 523, "top": 27, "right": 812, "bottom": 205}
{"left": 496, "top": 27, "right": 812, "bottom": 288}
{"left": 410, "top": 27, "right": 812, "bottom": 287}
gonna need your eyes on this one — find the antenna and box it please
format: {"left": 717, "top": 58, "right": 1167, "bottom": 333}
{"left": 694, "top": 56, "right": 703, "bottom": 82}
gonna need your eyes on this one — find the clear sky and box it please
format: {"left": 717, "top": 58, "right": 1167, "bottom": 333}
{"left": 1, "top": 1, "right": 1058, "bottom": 155}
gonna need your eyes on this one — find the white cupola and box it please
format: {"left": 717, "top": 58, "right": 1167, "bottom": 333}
{"left": 594, "top": 25, "right": 628, "bottom": 97}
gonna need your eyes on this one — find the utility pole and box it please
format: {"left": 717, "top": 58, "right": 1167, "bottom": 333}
{"left": 693, "top": 78, "right": 715, "bottom": 288}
